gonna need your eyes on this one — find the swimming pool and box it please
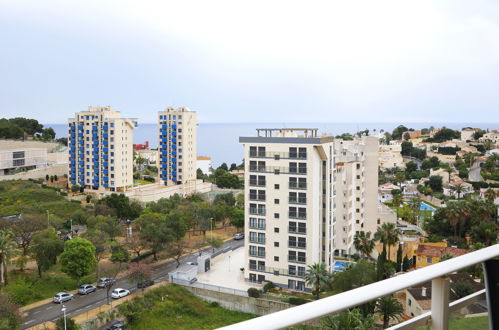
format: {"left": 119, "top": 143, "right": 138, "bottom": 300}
{"left": 419, "top": 202, "right": 436, "bottom": 211}
{"left": 332, "top": 260, "right": 354, "bottom": 272}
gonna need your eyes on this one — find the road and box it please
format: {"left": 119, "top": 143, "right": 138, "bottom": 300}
{"left": 21, "top": 239, "right": 244, "bottom": 329}
{"left": 468, "top": 163, "right": 483, "bottom": 182}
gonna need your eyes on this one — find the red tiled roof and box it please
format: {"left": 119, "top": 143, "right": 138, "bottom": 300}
{"left": 416, "top": 245, "right": 469, "bottom": 258}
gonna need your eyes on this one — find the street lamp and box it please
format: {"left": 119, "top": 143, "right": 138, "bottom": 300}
{"left": 210, "top": 217, "right": 214, "bottom": 240}
{"left": 400, "top": 242, "right": 404, "bottom": 272}
{"left": 69, "top": 218, "right": 73, "bottom": 234}
{"left": 61, "top": 304, "right": 67, "bottom": 330}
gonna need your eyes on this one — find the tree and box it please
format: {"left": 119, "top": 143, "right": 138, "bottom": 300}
{"left": 124, "top": 235, "right": 146, "bottom": 259}
{"left": 0, "top": 293, "right": 21, "bottom": 330}
{"left": 331, "top": 260, "right": 377, "bottom": 293}
{"left": 401, "top": 141, "right": 413, "bottom": 156}
{"left": 471, "top": 222, "right": 497, "bottom": 246}
{"left": 71, "top": 209, "right": 88, "bottom": 225}
{"left": 484, "top": 188, "right": 498, "bottom": 201}
{"left": 127, "top": 263, "right": 152, "bottom": 290}
{"left": 396, "top": 244, "right": 403, "bottom": 270}
{"left": 304, "top": 263, "right": 331, "bottom": 300}
{"left": 403, "top": 132, "right": 410, "bottom": 141}
{"left": 375, "top": 296, "right": 403, "bottom": 329}
{"left": 219, "top": 163, "right": 229, "bottom": 171}
{"left": 375, "top": 222, "right": 400, "bottom": 258}
{"left": 60, "top": 238, "right": 97, "bottom": 284}
{"left": 55, "top": 316, "right": 80, "bottom": 330}
{"left": 405, "top": 161, "right": 418, "bottom": 173}
{"left": 0, "top": 229, "right": 18, "bottom": 285}
{"left": 215, "top": 172, "right": 242, "bottom": 189}
{"left": 454, "top": 184, "right": 464, "bottom": 199}
{"left": 444, "top": 202, "right": 461, "bottom": 238}
{"left": 71, "top": 184, "right": 80, "bottom": 193}
{"left": 428, "top": 175, "right": 443, "bottom": 192}
{"left": 440, "top": 253, "right": 454, "bottom": 262}
{"left": 41, "top": 127, "right": 56, "bottom": 141}
{"left": 167, "top": 239, "right": 189, "bottom": 268}
{"left": 86, "top": 215, "right": 121, "bottom": 239}
{"left": 30, "top": 228, "right": 64, "bottom": 278}
{"left": 402, "top": 255, "right": 411, "bottom": 271}
{"left": 138, "top": 213, "right": 174, "bottom": 261}
{"left": 451, "top": 281, "right": 474, "bottom": 299}
{"left": 229, "top": 163, "right": 238, "bottom": 171}
{"left": 322, "top": 308, "right": 375, "bottom": 330}
{"left": 392, "top": 125, "right": 409, "bottom": 140}
{"left": 82, "top": 229, "right": 109, "bottom": 279}
{"left": 231, "top": 208, "right": 244, "bottom": 230}
{"left": 99, "top": 194, "right": 142, "bottom": 220}
{"left": 10, "top": 213, "right": 45, "bottom": 258}
{"left": 353, "top": 231, "right": 375, "bottom": 260}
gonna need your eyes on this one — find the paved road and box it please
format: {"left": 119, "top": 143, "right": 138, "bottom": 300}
{"left": 21, "top": 239, "right": 244, "bottom": 329}
{"left": 468, "top": 163, "right": 483, "bottom": 182}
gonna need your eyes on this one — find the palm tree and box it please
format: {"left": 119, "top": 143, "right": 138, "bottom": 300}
{"left": 392, "top": 194, "right": 403, "bottom": 208}
{"left": 375, "top": 295, "right": 403, "bottom": 329}
{"left": 454, "top": 184, "right": 464, "bottom": 199}
{"left": 304, "top": 263, "right": 331, "bottom": 300}
{"left": 375, "top": 223, "right": 400, "bottom": 260}
{"left": 445, "top": 202, "right": 460, "bottom": 238}
{"left": 322, "top": 308, "right": 375, "bottom": 330}
{"left": 484, "top": 188, "right": 498, "bottom": 201}
{"left": 0, "top": 230, "right": 18, "bottom": 285}
{"left": 353, "top": 231, "right": 375, "bottom": 260}
{"left": 444, "top": 166, "right": 453, "bottom": 183}
{"left": 457, "top": 202, "right": 471, "bottom": 237}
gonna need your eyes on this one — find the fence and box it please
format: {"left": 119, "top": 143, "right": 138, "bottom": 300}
{"left": 170, "top": 277, "right": 248, "bottom": 297}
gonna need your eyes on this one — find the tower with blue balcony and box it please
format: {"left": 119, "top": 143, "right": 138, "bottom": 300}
{"left": 68, "top": 106, "right": 137, "bottom": 192}
{"left": 158, "top": 107, "right": 197, "bottom": 186}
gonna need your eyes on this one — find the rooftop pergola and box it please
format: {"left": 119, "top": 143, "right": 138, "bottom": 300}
{"left": 256, "top": 128, "right": 319, "bottom": 137}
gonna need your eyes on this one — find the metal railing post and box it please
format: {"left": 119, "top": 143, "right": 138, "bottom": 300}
{"left": 431, "top": 276, "right": 450, "bottom": 330}
{"left": 483, "top": 259, "right": 499, "bottom": 330}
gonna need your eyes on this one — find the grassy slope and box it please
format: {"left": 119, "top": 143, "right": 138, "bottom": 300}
{"left": 122, "top": 284, "right": 255, "bottom": 329}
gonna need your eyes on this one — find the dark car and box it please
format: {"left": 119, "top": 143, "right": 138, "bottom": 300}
{"left": 102, "top": 319, "right": 125, "bottom": 330}
{"left": 97, "top": 277, "right": 116, "bottom": 288}
{"left": 137, "top": 279, "right": 154, "bottom": 289}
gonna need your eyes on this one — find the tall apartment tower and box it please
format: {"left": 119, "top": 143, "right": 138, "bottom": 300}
{"left": 68, "top": 106, "right": 137, "bottom": 192}
{"left": 158, "top": 107, "right": 197, "bottom": 186}
{"left": 239, "top": 128, "right": 379, "bottom": 290}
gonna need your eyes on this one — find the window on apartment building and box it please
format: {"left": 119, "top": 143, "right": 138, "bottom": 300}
{"left": 274, "top": 227, "right": 279, "bottom": 233}
{"left": 249, "top": 260, "right": 257, "bottom": 270}
{"left": 249, "top": 217, "right": 257, "bottom": 228}
{"left": 357, "top": 175, "right": 360, "bottom": 179}
{"left": 274, "top": 184, "right": 279, "bottom": 189}
{"left": 258, "top": 147, "right": 266, "bottom": 157}
{"left": 274, "top": 199, "right": 279, "bottom": 204}
{"left": 356, "top": 186, "right": 360, "bottom": 190}
{"left": 298, "top": 163, "right": 307, "bottom": 174}
{"left": 288, "top": 280, "right": 296, "bottom": 290}
{"left": 408, "top": 299, "right": 412, "bottom": 306}
{"left": 289, "top": 162, "right": 297, "bottom": 173}
{"left": 249, "top": 246, "right": 257, "bottom": 256}
{"left": 289, "top": 147, "right": 298, "bottom": 158}
{"left": 426, "top": 257, "right": 433, "bottom": 264}
{"left": 377, "top": 219, "right": 381, "bottom": 224}
{"left": 356, "top": 164, "right": 360, "bottom": 169}
{"left": 356, "top": 197, "right": 360, "bottom": 201}
{"left": 298, "top": 147, "right": 307, "bottom": 159}
{"left": 274, "top": 213, "right": 279, "bottom": 219}
{"left": 356, "top": 220, "right": 360, "bottom": 224}
{"left": 289, "top": 265, "right": 296, "bottom": 276}
{"left": 249, "top": 146, "right": 257, "bottom": 157}
{"left": 274, "top": 242, "right": 279, "bottom": 247}
{"left": 356, "top": 209, "right": 360, "bottom": 213}
{"left": 274, "top": 256, "right": 279, "bottom": 261}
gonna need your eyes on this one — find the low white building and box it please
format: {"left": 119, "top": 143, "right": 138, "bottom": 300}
{"left": 197, "top": 156, "right": 212, "bottom": 175}
{"left": 0, "top": 148, "right": 47, "bottom": 175}
{"left": 136, "top": 149, "right": 158, "bottom": 164}
{"left": 378, "top": 182, "right": 399, "bottom": 203}
{"left": 443, "top": 180, "right": 474, "bottom": 198}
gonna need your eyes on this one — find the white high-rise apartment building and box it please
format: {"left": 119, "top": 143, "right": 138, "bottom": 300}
{"left": 240, "top": 128, "right": 380, "bottom": 290}
{"left": 158, "top": 107, "right": 197, "bottom": 186}
{"left": 68, "top": 106, "right": 137, "bottom": 192}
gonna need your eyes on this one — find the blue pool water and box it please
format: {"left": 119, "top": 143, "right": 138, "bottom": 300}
{"left": 420, "top": 202, "right": 436, "bottom": 211}
{"left": 333, "top": 261, "right": 354, "bottom": 272}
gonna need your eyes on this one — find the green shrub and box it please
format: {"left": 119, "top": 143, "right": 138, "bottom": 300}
{"left": 60, "top": 191, "right": 67, "bottom": 196}
{"left": 130, "top": 251, "right": 154, "bottom": 263}
{"left": 247, "top": 288, "right": 261, "bottom": 298}
{"left": 209, "top": 301, "right": 220, "bottom": 307}
{"left": 263, "top": 281, "right": 274, "bottom": 293}
{"left": 288, "top": 297, "right": 311, "bottom": 305}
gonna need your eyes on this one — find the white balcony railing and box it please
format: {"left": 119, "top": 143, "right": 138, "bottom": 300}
{"left": 220, "top": 244, "right": 499, "bottom": 330}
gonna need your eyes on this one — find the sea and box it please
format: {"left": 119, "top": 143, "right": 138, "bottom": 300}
{"left": 46, "top": 122, "right": 498, "bottom": 167}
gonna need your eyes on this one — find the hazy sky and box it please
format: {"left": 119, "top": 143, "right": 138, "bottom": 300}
{"left": 1, "top": 0, "right": 499, "bottom": 124}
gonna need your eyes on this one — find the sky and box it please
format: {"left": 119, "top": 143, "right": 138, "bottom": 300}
{"left": 1, "top": 0, "right": 499, "bottom": 124}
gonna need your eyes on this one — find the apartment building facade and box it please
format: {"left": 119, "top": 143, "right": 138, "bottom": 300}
{"left": 240, "top": 129, "right": 379, "bottom": 290}
{"left": 0, "top": 148, "right": 47, "bottom": 175}
{"left": 158, "top": 107, "right": 197, "bottom": 186}
{"left": 68, "top": 106, "right": 137, "bottom": 192}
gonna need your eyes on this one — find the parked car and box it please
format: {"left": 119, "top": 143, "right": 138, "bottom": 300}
{"left": 78, "top": 284, "right": 96, "bottom": 295}
{"left": 137, "top": 279, "right": 154, "bottom": 289}
{"left": 111, "top": 288, "right": 130, "bottom": 299}
{"left": 97, "top": 277, "right": 116, "bottom": 288}
{"left": 234, "top": 232, "right": 244, "bottom": 240}
{"left": 53, "top": 292, "right": 74, "bottom": 303}
{"left": 102, "top": 319, "right": 125, "bottom": 330}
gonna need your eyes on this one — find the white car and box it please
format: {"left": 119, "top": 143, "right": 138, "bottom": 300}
{"left": 111, "top": 288, "right": 130, "bottom": 299}
{"left": 53, "top": 292, "right": 74, "bottom": 303}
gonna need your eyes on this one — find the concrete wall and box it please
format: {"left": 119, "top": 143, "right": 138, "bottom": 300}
{"left": 0, "top": 139, "right": 59, "bottom": 152}
{"left": 0, "top": 163, "right": 68, "bottom": 181}
{"left": 183, "top": 285, "right": 291, "bottom": 316}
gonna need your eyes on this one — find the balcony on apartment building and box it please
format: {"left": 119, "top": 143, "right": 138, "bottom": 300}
{"left": 221, "top": 244, "right": 499, "bottom": 330}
